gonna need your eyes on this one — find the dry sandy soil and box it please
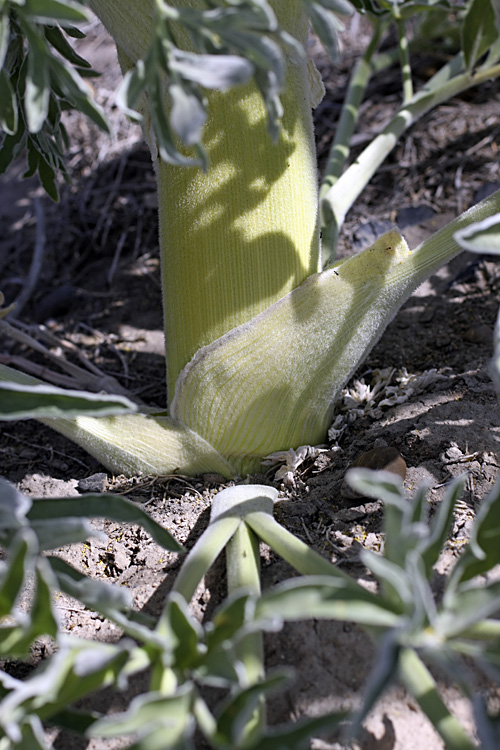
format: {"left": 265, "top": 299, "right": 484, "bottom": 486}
{"left": 1, "top": 13, "right": 500, "bottom": 750}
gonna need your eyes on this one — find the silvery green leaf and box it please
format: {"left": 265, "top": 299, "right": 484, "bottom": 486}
{"left": 47, "top": 556, "right": 162, "bottom": 646}
{"left": 116, "top": 59, "right": 147, "bottom": 119}
{"left": 206, "top": 590, "right": 252, "bottom": 649}
{"left": 27, "top": 494, "right": 183, "bottom": 552}
{"left": 244, "top": 33, "right": 284, "bottom": 86}
{"left": 346, "top": 467, "right": 405, "bottom": 504}
{"left": 462, "top": 0, "right": 498, "bottom": 70}
{"left": 453, "top": 212, "right": 500, "bottom": 254}
{"left": 350, "top": 629, "right": 401, "bottom": 734}
{"left": 251, "top": 713, "right": 345, "bottom": 750}
{"left": 169, "top": 82, "right": 206, "bottom": 146}
{"left": 23, "top": 558, "right": 59, "bottom": 644}
{"left": 50, "top": 55, "right": 109, "bottom": 132}
{"left": 474, "top": 693, "right": 500, "bottom": 750}
{"left": 216, "top": 670, "right": 291, "bottom": 745}
{"left": 438, "top": 579, "right": 500, "bottom": 638}
{"left": 362, "top": 549, "right": 412, "bottom": 609}
{"left": 311, "top": 0, "right": 354, "bottom": 13}
{"left": 0, "top": 12, "right": 10, "bottom": 71}
{"left": 158, "top": 593, "right": 205, "bottom": 670}
{"left": 406, "top": 550, "right": 437, "bottom": 625}
{"left": 306, "top": 2, "right": 346, "bottom": 60}
{"left": 25, "top": 32, "right": 50, "bottom": 133}
{"left": 170, "top": 50, "right": 253, "bottom": 89}
{"left": 30, "top": 517, "right": 106, "bottom": 549}
{"left": 420, "top": 475, "right": 466, "bottom": 575}
{"left": 47, "top": 556, "right": 132, "bottom": 612}
{"left": 35, "top": 148, "right": 59, "bottom": 201}
{"left": 13, "top": 716, "right": 49, "bottom": 750}
{"left": 90, "top": 684, "right": 195, "bottom": 740}
{"left": 22, "top": 0, "right": 90, "bottom": 25}
{"left": 448, "top": 476, "right": 500, "bottom": 585}
{"left": 0, "top": 477, "right": 32, "bottom": 529}
{"left": 0, "top": 530, "right": 35, "bottom": 616}
{"left": 72, "top": 645, "right": 127, "bottom": 678}
{"left": 43, "top": 25, "right": 91, "bottom": 69}
{"left": 149, "top": 72, "right": 204, "bottom": 167}
{"left": 0, "top": 69, "right": 17, "bottom": 134}
{"left": 0, "top": 641, "right": 130, "bottom": 728}
{"left": 0, "top": 381, "right": 137, "bottom": 420}
{"left": 256, "top": 575, "right": 400, "bottom": 628}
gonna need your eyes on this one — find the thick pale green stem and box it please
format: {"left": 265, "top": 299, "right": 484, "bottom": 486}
{"left": 396, "top": 18, "right": 413, "bottom": 104}
{"left": 320, "top": 20, "right": 387, "bottom": 199}
{"left": 226, "top": 522, "right": 265, "bottom": 723}
{"left": 319, "top": 19, "right": 387, "bottom": 264}
{"left": 90, "top": 0, "right": 320, "bottom": 401}
{"left": 321, "top": 57, "right": 500, "bottom": 245}
{"left": 159, "top": 4, "right": 319, "bottom": 399}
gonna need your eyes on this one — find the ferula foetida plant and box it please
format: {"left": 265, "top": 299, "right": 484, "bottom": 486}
{"left": 1, "top": 0, "right": 500, "bottom": 476}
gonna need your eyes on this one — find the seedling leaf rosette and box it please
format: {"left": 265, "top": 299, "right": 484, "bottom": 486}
{"left": 1, "top": 0, "right": 500, "bottom": 475}
{"left": 3, "top": 475, "right": 500, "bottom": 747}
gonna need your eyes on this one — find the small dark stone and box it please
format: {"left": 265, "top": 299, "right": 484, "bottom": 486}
{"left": 473, "top": 182, "right": 500, "bottom": 204}
{"left": 78, "top": 472, "right": 109, "bottom": 493}
{"left": 351, "top": 220, "right": 394, "bottom": 251}
{"left": 341, "top": 446, "right": 407, "bottom": 502}
{"left": 34, "top": 285, "right": 77, "bottom": 322}
{"left": 396, "top": 205, "right": 436, "bottom": 229}
{"left": 463, "top": 325, "right": 492, "bottom": 345}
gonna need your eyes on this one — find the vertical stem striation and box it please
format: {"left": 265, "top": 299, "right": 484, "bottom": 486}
{"left": 90, "top": 0, "right": 320, "bottom": 402}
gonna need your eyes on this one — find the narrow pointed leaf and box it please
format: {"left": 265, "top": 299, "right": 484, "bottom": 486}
{"left": 0, "top": 362, "right": 236, "bottom": 477}
{"left": 170, "top": 50, "right": 253, "bottom": 89}
{"left": 438, "top": 579, "right": 500, "bottom": 638}
{"left": 0, "top": 13, "right": 10, "bottom": 71}
{"left": 90, "top": 685, "right": 194, "bottom": 739}
{"left": 462, "top": 0, "right": 497, "bottom": 70}
{"left": 0, "top": 531, "right": 34, "bottom": 616}
{"left": 346, "top": 467, "right": 405, "bottom": 505}
{"left": 249, "top": 712, "right": 346, "bottom": 750}
{"left": 25, "top": 33, "right": 50, "bottom": 133}
{"left": 351, "top": 629, "right": 401, "bottom": 734}
{"left": 256, "top": 576, "right": 400, "bottom": 627}
{"left": 474, "top": 694, "right": 500, "bottom": 750}
{"left": 31, "top": 517, "right": 105, "bottom": 550}
{"left": 44, "top": 25, "right": 92, "bottom": 69}
{"left": 27, "top": 494, "right": 183, "bottom": 552}
{"left": 23, "top": 0, "right": 90, "bottom": 25}
{"left": 0, "top": 381, "right": 137, "bottom": 419}
{"left": 50, "top": 55, "right": 109, "bottom": 132}
{"left": 216, "top": 671, "right": 291, "bottom": 745}
{"left": 48, "top": 556, "right": 161, "bottom": 645}
{"left": 0, "top": 70, "right": 18, "bottom": 135}
{"left": 454, "top": 212, "right": 500, "bottom": 254}
{"left": 158, "top": 594, "right": 204, "bottom": 670}
{"left": 448, "top": 478, "right": 500, "bottom": 584}
{"left": 0, "top": 477, "right": 32, "bottom": 530}
{"left": 420, "top": 476, "right": 466, "bottom": 575}
{"left": 306, "top": 3, "right": 345, "bottom": 61}
{"left": 169, "top": 83, "right": 206, "bottom": 146}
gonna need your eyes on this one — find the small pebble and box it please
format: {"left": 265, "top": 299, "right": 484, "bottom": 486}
{"left": 341, "top": 446, "right": 407, "bottom": 502}
{"left": 34, "top": 285, "right": 77, "bottom": 322}
{"left": 463, "top": 325, "right": 492, "bottom": 345}
{"left": 78, "top": 472, "right": 109, "bottom": 493}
